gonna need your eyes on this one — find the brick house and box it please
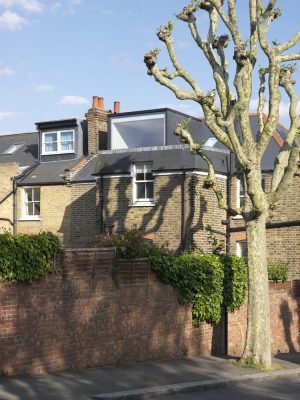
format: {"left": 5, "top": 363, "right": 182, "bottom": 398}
{"left": 0, "top": 97, "right": 114, "bottom": 246}
{"left": 0, "top": 98, "right": 299, "bottom": 278}
{"left": 93, "top": 108, "right": 300, "bottom": 279}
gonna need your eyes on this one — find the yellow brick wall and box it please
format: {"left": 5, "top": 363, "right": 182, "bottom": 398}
{"left": 102, "top": 173, "right": 227, "bottom": 252}
{"left": 70, "top": 182, "right": 100, "bottom": 247}
{"left": 0, "top": 162, "right": 19, "bottom": 233}
{"left": 16, "top": 185, "right": 71, "bottom": 245}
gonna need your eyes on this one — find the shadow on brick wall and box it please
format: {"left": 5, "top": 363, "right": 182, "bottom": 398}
{"left": 0, "top": 249, "right": 226, "bottom": 379}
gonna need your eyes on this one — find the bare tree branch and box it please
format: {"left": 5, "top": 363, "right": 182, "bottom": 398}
{"left": 174, "top": 119, "right": 241, "bottom": 216}
{"left": 279, "top": 53, "right": 300, "bottom": 63}
{"left": 157, "top": 25, "right": 204, "bottom": 96}
{"left": 257, "top": 67, "right": 268, "bottom": 134}
{"left": 144, "top": 51, "right": 201, "bottom": 101}
{"left": 269, "top": 135, "right": 300, "bottom": 204}
{"left": 271, "top": 66, "right": 300, "bottom": 191}
{"left": 277, "top": 30, "right": 300, "bottom": 53}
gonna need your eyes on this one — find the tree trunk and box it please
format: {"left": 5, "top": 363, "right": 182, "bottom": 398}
{"left": 241, "top": 214, "right": 272, "bottom": 368}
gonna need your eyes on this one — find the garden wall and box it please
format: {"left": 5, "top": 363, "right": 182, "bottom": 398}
{"left": 0, "top": 248, "right": 299, "bottom": 376}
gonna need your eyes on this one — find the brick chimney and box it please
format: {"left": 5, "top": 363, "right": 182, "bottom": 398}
{"left": 85, "top": 96, "right": 109, "bottom": 155}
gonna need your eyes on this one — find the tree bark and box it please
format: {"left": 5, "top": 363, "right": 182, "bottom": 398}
{"left": 242, "top": 214, "right": 272, "bottom": 368}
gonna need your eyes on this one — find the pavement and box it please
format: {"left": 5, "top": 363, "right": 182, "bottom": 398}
{"left": 0, "top": 353, "right": 299, "bottom": 400}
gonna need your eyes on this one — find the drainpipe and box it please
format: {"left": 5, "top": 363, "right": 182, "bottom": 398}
{"left": 12, "top": 177, "right": 17, "bottom": 234}
{"left": 100, "top": 175, "right": 104, "bottom": 234}
{"left": 181, "top": 171, "right": 186, "bottom": 251}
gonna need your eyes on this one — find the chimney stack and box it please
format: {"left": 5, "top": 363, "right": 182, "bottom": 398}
{"left": 114, "top": 101, "right": 120, "bottom": 113}
{"left": 86, "top": 96, "right": 109, "bottom": 155}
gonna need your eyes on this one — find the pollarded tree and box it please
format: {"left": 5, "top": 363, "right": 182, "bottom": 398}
{"left": 144, "top": 0, "right": 300, "bottom": 368}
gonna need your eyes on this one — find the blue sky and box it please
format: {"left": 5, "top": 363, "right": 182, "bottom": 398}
{"left": 0, "top": 0, "right": 299, "bottom": 134}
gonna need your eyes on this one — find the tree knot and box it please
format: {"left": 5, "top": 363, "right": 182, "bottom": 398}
{"left": 203, "top": 177, "right": 215, "bottom": 188}
{"left": 176, "top": 4, "right": 198, "bottom": 22}
{"left": 279, "top": 64, "right": 297, "bottom": 87}
{"left": 233, "top": 42, "right": 249, "bottom": 67}
{"left": 157, "top": 23, "right": 173, "bottom": 42}
{"left": 144, "top": 49, "right": 160, "bottom": 71}
{"left": 212, "top": 34, "right": 229, "bottom": 49}
{"left": 200, "top": 89, "right": 217, "bottom": 107}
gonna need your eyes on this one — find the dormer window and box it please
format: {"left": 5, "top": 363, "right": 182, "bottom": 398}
{"left": 42, "top": 130, "right": 75, "bottom": 154}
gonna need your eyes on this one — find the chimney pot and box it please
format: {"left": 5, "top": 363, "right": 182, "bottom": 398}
{"left": 114, "top": 101, "right": 120, "bottom": 113}
{"left": 98, "top": 97, "right": 104, "bottom": 109}
{"left": 92, "top": 96, "right": 99, "bottom": 108}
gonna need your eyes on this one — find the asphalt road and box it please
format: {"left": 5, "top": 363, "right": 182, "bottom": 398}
{"left": 158, "top": 376, "right": 300, "bottom": 400}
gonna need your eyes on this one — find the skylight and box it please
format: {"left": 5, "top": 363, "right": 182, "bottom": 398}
{"left": 2, "top": 142, "right": 24, "bottom": 155}
{"left": 204, "top": 138, "right": 218, "bottom": 147}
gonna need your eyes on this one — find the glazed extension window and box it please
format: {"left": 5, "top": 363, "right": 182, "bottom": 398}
{"left": 42, "top": 130, "right": 75, "bottom": 154}
{"left": 133, "top": 163, "right": 154, "bottom": 204}
{"left": 23, "top": 187, "right": 40, "bottom": 219}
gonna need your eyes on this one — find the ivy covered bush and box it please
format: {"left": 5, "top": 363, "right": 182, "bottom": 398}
{"left": 94, "top": 229, "right": 247, "bottom": 326}
{"left": 0, "top": 232, "right": 63, "bottom": 283}
{"left": 268, "top": 262, "right": 289, "bottom": 282}
{"left": 151, "top": 251, "right": 247, "bottom": 326}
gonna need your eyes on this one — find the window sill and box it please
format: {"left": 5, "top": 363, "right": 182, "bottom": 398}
{"left": 232, "top": 215, "right": 243, "bottom": 220}
{"left": 41, "top": 151, "right": 75, "bottom": 156}
{"left": 129, "top": 202, "right": 155, "bottom": 207}
{"left": 18, "top": 217, "right": 41, "bottom": 221}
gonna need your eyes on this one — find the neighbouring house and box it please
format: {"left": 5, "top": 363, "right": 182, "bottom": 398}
{"left": 0, "top": 98, "right": 299, "bottom": 278}
{"left": 93, "top": 108, "right": 300, "bottom": 279}
{"left": 0, "top": 96, "right": 116, "bottom": 247}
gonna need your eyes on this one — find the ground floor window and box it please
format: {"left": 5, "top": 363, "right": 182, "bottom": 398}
{"left": 24, "top": 187, "right": 40, "bottom": 218}
{"left": 236, "top": 240, "right": 247, "bottom": 258}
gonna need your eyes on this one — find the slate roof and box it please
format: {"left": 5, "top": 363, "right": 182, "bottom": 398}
{"left": 71, "top": 156, "right": 98, "bottom": 183}
{"left": 0, "top": 109, "right": 288, "bottom": 185}
{"left": 94, "top": 111, "right": 287, "bottom": 176}
{"left": 19, "top": 158, "right": 85, "bottom": 185}
{"left": 0, "top": 132, "right": 38, "bottom": 168}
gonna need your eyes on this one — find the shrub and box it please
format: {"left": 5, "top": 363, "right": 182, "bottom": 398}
{"left": 176, "top": 252, "right": 224, "bottom": 326}
{"left": 93, "top": 229, "right": 247, "bottom": 326}
{"left": 268, "top": 262, "right": 289, "bottom": 282}
{"left": 222, "top": 254, "right": 247, "bottom": 312}
{"left": 0, "top": 232, "right": 63, "bottom": 283}
{"left": 150, "top": 251, "right": 247, "bottom": 326}
{"left": 93, "top": 228, "right": 169, "bottom": 259}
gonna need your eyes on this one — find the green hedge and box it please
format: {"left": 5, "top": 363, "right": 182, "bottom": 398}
{"left": 268, "top": 262, "right": 289, "bottom": 282}
{"left": 0, "top": 232, "right": 63, "bottom": 283}
{"left": 93, "top": 229, "right": 247, "bottom": 326}
{"left": 151, "top": 251, "right": 247, "bottom": 326}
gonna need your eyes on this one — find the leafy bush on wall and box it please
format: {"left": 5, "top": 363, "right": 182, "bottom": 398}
{"left": 0, "top": 232, "right": 63, "bottom": 283}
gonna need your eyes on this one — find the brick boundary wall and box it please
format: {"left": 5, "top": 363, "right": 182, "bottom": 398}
{"left": 0, "top": 249, "right": 299, "bottom": 376}
{"left": 228, "top": 281, "right": 300, "bottom": 355}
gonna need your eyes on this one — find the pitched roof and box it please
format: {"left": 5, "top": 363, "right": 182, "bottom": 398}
{"left": 0, "top": 132, "right": 38, "bottom": 168}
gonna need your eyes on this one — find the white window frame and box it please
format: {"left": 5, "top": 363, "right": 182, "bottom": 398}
{"left": 236, "top": 178, "right": 245, "bottom": 209}
{"left": 21, "top": 187, "right": 41, "bottom": 220}
{"left": 236, "top": 240, "right": 247, "bottom": 258}
{"left": 132, "top": 163, "right": 154, "bottom": 206}
{"left": 42, "top": 130, "right": 75, "bottom": 155}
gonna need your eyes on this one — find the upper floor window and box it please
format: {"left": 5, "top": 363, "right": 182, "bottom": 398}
{"left": 110, "top": 114, "right": 165, "bottom": 150}
{"left": 133, "top": 163, "right": 154, "bottom": 204}
{"left": 23, "top": 187, "right": 40, "bottom": 219}
{"left": 237, "top": 178, "right": 245, "bottom": 209}
{"left": 42, "top": 130, "right": 75, "bottom": 154}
